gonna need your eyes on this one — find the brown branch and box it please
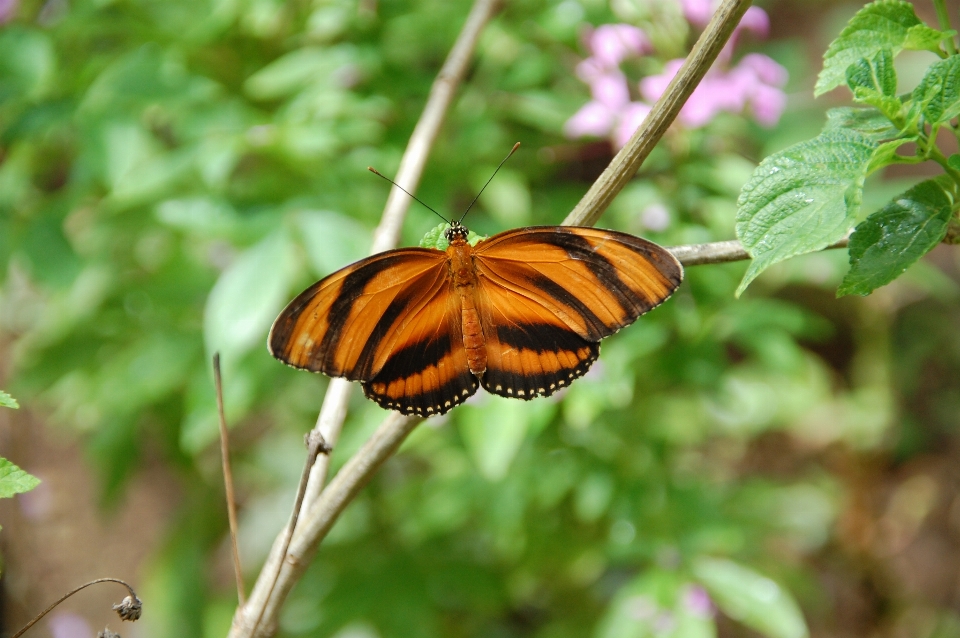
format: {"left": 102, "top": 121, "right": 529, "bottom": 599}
{"left": 669, "top": 236, "right": 850, "bottom": 267}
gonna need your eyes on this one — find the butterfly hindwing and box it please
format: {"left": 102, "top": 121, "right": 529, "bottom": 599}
{"left": 476, "top": 279, "right": 600, "bottom": 399}
{"left": 362, "top": 281, "right": 479, "bottom": 416}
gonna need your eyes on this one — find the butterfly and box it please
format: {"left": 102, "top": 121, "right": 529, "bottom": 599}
{"left": 268, "top": 221, "right": 683, "bottom": 416}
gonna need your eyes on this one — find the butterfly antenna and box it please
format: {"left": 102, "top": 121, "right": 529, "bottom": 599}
{"left": 458, "top": 142, "right": 521, "bottom": 224}
{"left": 367, "top": 167, "right": 450, "bottom": 224}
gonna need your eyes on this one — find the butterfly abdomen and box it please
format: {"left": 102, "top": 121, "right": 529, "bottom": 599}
{"left": 448, "top": 237, "right": 487, "bottom": 375}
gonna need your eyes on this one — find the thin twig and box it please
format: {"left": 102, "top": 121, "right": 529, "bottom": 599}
{"left": 214, "top": 353, "right": 245, "bottom": 607}
{"left": 242, "top": 413, "right": 422, "bottom": 628}
{"left": 227, "top": 1, "right": 500, "bottom": 635}
{"left": 11, "top": 578, "right": 140, "bottom": 638}
{"left": 250, "top": 432, "right": 331, "bottom": 635}
{"left": 564, "top": 0, "right": 753, "bottom": 227}
{"left": 668, "top": 236, "right": 849, "bottom": 266}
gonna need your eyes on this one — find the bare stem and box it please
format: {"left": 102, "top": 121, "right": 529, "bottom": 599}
{"left": 11, "top": 579, "right": 140, "bottom": 638}
{"left": 214, "top": 353, "right": 245, "bottom": 607}
{"left": 564, "top": 0, "right": 753, "bottom": 227}
{"left": 669, "top": 236, "right": 849, "bottom": 266}
{"left": 227, "top": 0, "right": 500, "bottom": 635}
{"left": 249, "top": 432, "right": 331, "bottom": 636}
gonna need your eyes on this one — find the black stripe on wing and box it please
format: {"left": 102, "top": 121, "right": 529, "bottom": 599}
{"left": 536, "top": 230, "right": 643, "bottom": 316}
{"left": 482, "top": 322, "right": 599, "bottom": 400}
{"left": 362, "top": 333, "right": 479, "bottom": 416}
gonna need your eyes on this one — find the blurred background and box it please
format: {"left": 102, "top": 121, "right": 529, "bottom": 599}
{"left": 2, "top": 0, "right": 960, "bottom": 636}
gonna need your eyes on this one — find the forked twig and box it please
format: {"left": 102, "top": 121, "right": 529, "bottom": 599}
{"left": 214, "top": 353, "right": 245, "bottom": 606}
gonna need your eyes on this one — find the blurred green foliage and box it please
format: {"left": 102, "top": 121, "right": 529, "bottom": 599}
{"left": 2, "top": 0, "right": 959, "bottom": 637}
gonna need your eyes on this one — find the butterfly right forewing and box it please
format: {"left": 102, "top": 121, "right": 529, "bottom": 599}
{"left": 269, "top": 248, "right": 451, "bottom": 380}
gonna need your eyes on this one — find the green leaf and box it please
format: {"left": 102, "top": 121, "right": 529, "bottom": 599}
{"left": 0, "top": 390, "right": 18, "bottom": 409}
{"left": 596, "top": 570, "right": 716, "bottom": 638}
{"left": 203, "top": 230, "right": 298, "bottom": 370}
{"left": 846, "top": 49, "right": 897, "bottom": 97}
{"left": 418, "top": 223, "right": 486, "bottom": 250}
{"left": 294, "top": 210, "right": 371, "bottom": 278}
{"left": 823, "top": 107, "right": 899, "bottom": 141}
{"left": 244, "top": 45, "right": 358, "bottom": 100}
{"left": 0, "top": 28, "right": 56, "bottom": 101}
{"left": 816, "top": 0, "right": 950, "bottom": 96}
{"left": 846, "top": 50, "right": 902, "bottom": 121}
{"left": 839, "top": 178, "right": 955, "bottom": 296}
{"left": 912, "top": 55, "right": 960, "bottom": 126}
{"left": 0, "top": 457, "right": 40, "bottom": 498}
{"left": 693, "top": 557, "right": 808, "bottom": 638}
{"left": 904, "top": 24, "right": 956, "bottom": 51}
{"left": 735, "top": 129, "right": 879, "bottom": 295}
{"left": 458, "top": 398, "right": 555, "bottom": 481}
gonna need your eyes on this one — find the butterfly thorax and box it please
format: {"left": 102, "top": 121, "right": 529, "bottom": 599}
{"left": 445, "top": 225, "right": 487, "bottom": 376}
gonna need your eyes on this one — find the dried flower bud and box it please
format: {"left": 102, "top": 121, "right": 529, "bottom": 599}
{"left": 99, "top": 628, "right": 121, "bottom": 638}
{"left": 113, "top": 595, "right": 142, "bottom": 621}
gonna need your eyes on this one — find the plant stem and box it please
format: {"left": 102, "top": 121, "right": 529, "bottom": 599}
{"left": 932, "top": 0, "right": 958, "bottom": 55}
{"left": 929, "top": 145, "right": 960, "bottom": 183}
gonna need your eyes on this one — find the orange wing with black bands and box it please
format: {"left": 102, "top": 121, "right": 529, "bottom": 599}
{"left": 472, "top": 226, "right": 682, "bottom": 400}
{"left": 268, "top": 248, "right": 478, "bottom": 416}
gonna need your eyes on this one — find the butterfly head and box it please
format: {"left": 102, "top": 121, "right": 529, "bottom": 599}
{"left": 444, "top": 221, "right": 470, "bottom": 245}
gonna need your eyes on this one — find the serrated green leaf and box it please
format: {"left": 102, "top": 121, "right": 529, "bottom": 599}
{"left": 823, "top": 107, "right": 899, "bottom": 141}
{"left": 912, "top": 55, "right": 960, "bottom": 125}
{"left": 735, "top": 129, "right": 879, "bottom": 296}
{"left": 0, "top": 457, "right": 40, "bottom": 498}
{"left": 419, "top": 223, "right": 449, "bottom": 249}
{"left": 948, "top": 154, "right": 960, "bottom": 171}
{"left": 839, "top": 178, "right": 955, "bottom": 296}
{"left": 847, "top": 50, "right": 902, "bottom": 122}
{"left": 904, "top": 24, "right": 956, "bottom": 51}
{"left": 418, "top": 223, "right": 486, "bottom": 250}
{"left": 693, "top": 557, "right": 808, "bottom": 638}
{"left": 846, "top": 49, "right": 897, "bottom": 97}
{"left": 0, "top": 390, "right": 18, "bottom": 409}
{"left": 816, "top": 0, "right": 948, "bottom": 96}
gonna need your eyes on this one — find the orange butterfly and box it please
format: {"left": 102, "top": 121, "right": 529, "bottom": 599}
{"left": 269, "top": 221, "right": 683, "bottom": 416}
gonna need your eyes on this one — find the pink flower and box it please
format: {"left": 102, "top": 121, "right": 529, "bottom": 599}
{"left": 0, "top": 0, "right": 18, "bottom": 22}
{"left": 683, "top": 585, "right": 715, "bottom": 617}
{"left": 588, "top": 24, "right": 651, "bottom": 69}
{"left": 564, "top": 71, "right": 652, "bottom": 148}
{"left": 640, "top": 53, "right": 787, "bottom": 128}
